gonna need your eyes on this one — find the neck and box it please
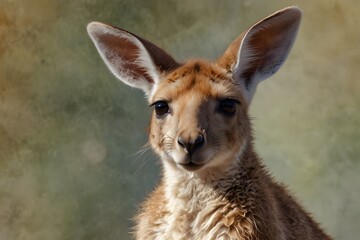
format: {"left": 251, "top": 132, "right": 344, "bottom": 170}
{"left": 162, "top": 142, "right": 260, "bottom": 208}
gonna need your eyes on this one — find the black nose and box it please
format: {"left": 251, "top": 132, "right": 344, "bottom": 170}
{"left": 177, "top": 134, "right": 204, "bottom": 155}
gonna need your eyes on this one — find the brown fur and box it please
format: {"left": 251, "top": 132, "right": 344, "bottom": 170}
{"left": 134, "top": 61, "right": 331, "bottom": 239}
{"left": 87, "top": 6, "right": 332, "bottom": 240}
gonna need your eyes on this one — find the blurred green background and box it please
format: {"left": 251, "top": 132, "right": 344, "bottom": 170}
{"left": 1, "top": 0, "right": 359, "bottom": 239}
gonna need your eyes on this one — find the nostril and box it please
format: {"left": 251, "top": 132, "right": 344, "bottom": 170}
{"left": 192, "top": 134, "right": 204, "bottom": 147}
{"left": 177, "top": 137, "right": 186, "bottom": 149}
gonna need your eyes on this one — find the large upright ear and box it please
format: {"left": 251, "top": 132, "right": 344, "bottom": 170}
{"left": 87, "top": 22, "right": 180, "bottom": 96}
{"left": 218, "top": 7, "right": 302, "bottom": 102}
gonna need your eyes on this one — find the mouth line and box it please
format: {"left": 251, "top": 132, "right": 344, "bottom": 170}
{"left": 177, "top": 161, "right": 205, "bottom": 171}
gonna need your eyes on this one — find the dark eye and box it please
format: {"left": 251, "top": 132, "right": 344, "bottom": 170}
{"left": 219, "top": 99, "right": 238, "bottom": 115}
{"left": 154, "top": 101, "right": 169, "bottom": 117}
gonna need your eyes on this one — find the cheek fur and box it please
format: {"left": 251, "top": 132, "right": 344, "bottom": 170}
{"left": 149, "top": 117, "right": 163, "bottom": 152}
{"left": 208, "top": 109, "right": 250, "bottom": 153}
{"left": 149, "top": 115, "right": 178, "bottom": 155}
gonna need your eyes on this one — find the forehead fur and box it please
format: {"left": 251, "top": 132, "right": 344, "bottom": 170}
{"left": 151, "top": 60, "right": 244, "bottom": 103}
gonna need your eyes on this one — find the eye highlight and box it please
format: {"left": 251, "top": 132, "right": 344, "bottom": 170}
{"left": 219, "top": 99, "right": 238, "bottom": 115}
{"left": 153, "top": 101, "right": 170, "bottom": 117}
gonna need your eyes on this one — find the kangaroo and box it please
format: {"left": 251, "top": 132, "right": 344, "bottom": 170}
{"left": 87, "top": 6, "right": 331, "bottom": 240}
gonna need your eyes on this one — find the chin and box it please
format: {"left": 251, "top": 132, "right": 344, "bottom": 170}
{"left": 177, "top": 162, "right": 205, "bottom": 172}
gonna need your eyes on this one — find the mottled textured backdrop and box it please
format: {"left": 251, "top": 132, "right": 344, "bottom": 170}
{"left": 0, "top": 0, "right": 359, "bottom": 239}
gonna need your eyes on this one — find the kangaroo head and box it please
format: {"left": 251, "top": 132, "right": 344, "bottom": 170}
{"left": 87, "top": 7, "right": 301, "bottom": 173}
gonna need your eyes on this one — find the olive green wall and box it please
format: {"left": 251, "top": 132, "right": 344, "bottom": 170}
{"left": 1, "top": 0, "right": 359, "bottom": 239}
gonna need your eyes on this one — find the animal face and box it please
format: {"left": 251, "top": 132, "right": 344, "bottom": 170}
{"left": 87, "top": 7, "right": 301, "bottom": 173}
{"left": 148, "top": 61, "right": 250, "bottom": 172}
